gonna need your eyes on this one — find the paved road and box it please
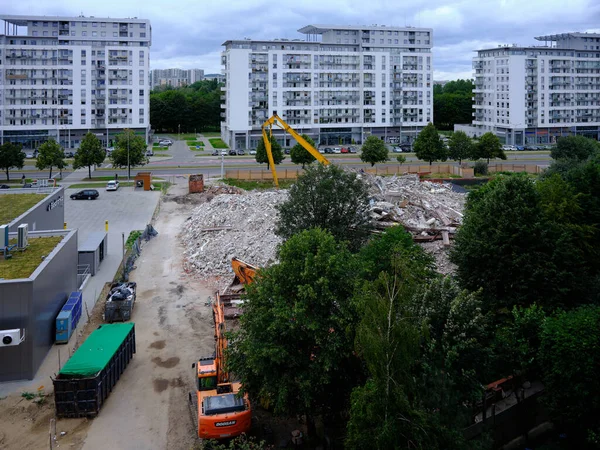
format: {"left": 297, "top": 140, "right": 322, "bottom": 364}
{"left": 10, "top": 137, "right": 553, "bottom": 180}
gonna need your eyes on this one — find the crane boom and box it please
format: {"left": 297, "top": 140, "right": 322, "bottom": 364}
{"left": 262, "top": 114, "right": 330, "bottom": 188}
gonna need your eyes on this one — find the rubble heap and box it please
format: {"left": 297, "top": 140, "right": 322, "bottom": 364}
{"left": 182, "top": 190, "right": 287, "bottom": 279}
{"left": 182, "top": 174, "right": 466, "bottom": 280}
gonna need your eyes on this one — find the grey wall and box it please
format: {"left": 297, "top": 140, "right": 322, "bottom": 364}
{"left": 0, "top": 280, "right": 33, "bottom": 382}
{"left": 0, "top": 229, "right": 78, "bottom": 381}
{"left": 7, "top": 187, "right": 65, "bottom": 232}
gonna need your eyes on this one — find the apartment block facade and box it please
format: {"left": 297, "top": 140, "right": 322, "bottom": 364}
{"left": 221, "top": 24, "right": 433, "bottom": 150}
{"left": 461, "top": 33, "right": 600, "bottom": 145}
{"left": 0, "top": 15, "right": 152, "bottom": 150}
{"left": 150, "top": 68, "right": 204, "bottom": 89}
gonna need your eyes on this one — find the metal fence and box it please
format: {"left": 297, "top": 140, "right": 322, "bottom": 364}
{"left": 77, "top": 264, "right": 90, "bottom": 289}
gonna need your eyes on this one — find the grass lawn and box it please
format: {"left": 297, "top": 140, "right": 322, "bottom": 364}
{"left": 223, "top": 178, "right": 295, "bottom": 190}
{"left": 421, "top": 172, "right": 462, "bottom": 179}
{"left": 0, "top": 236, "right": 64, "bottom": 279}
{"left": 0, "top": 193, "right": 46, "bottom": 224}
{"left": 208, "top": 138, "right": 228, "bottom": 149}
{"left": 189, "top": 146, "right": 206, "bottom": 152}
{"left": 201, "top": 131, "right": 221, "bottom": 137}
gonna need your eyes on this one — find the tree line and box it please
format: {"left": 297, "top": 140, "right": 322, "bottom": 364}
{"left": 0, "top": 130, "right": 147, "bottom": 181}
{"left": 222, "top": 136, "right": 600, "bottom": 449}
{"left": 433, "top": 79, "right": 474, "bottom": 130}
{"left": 150, "top": 79, "right": 222, "bottom": 133}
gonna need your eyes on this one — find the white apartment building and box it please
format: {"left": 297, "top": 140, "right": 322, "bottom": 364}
{"left": 461, "top": 32, "right": 600, "bottom": 145}
{"left": 0, "top": 14, "right": 152, "bottom": 150}
{"left": 150, "top": 68, "right": 204, "bottom": 89}
{"left": 221, "top": 24, "right": 433, "bottom": 150}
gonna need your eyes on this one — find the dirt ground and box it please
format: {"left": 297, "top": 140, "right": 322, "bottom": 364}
{"left": 0, "top": 180, "right": 218, "bottom": 450}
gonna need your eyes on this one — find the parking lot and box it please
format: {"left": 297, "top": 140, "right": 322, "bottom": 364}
{"left": 65, "top": 186, "right": 161, "bottom": 258}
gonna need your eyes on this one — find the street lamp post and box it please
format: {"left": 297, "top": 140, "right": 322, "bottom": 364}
{"left": 178, "top": 124, "right": 180, "bottom": 141}
{"left": 127, "top": 130, "right": 130, "bottom": 181}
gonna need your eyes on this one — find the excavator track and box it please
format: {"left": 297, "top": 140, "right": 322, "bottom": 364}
{"left": 188, "top": 391, "right": 199, "bottom": 439}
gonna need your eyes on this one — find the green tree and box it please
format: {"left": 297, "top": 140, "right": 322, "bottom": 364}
{"left": 539, "top": 305, "right": 600, "bottom": 446}
{"left": 551, "top": 135, "right": 600, "bottom": 161}
{"left": 36, "top": 139, "right": 66, "bottom": 179}
{"left": 110, "top": 129, "right": 147, "bottom": 178}
{"left": 360, "top": 135, "right": 388, "bottom": 167}
{"left": 227, "top": 229, "right": 361, "bottom": 439}
{"left": 413, "top": 123, "right": 447, "bottom": 165}
{"left": 255, "top": 134, "right": 284, "bottom": 168}
{"left": 289, "top": 134, "right": 316, "bottom": 168}
{"left": 73, "top": 132, "right": 105, "bottom": 179}
{"left": 447, "top": 130, "right": 474, "bottom": 164}
{"left": 276, "top": 164, "right": 371, "bottom": 250}
{"left": 0, "top": 142, "right": 25, "bottom": 181}
{"left": 474, "top": 132, "right": 506, "bottom": 163}
{"left": 433, "top": 80, "right": 474, "bottom": 130}
{"left": 396, "top": 154, "right": 406, "bottom": 165}
{"left": 450, "top": 174, "right": 576, "bottom": 312}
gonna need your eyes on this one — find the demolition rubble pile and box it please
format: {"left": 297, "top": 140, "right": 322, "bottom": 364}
{"left": 182, "top": 174, "right": 466, "bottom": 280}
{"left": 363, "top": 172, "right": 466, "bottom": 274}
{"left": 182, "top": 189, "right": 287, "bottom": 279}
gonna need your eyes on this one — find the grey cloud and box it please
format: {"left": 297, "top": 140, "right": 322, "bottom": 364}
{"left": 3, "top": 0, "right": 600, "bottom": 78}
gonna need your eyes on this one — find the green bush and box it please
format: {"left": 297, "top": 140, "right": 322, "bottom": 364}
{"left": 473, "top": 161, "right": 488, "bottom": 176}
{"left": 126, "top": 230, "right": 142, "bottom": 249}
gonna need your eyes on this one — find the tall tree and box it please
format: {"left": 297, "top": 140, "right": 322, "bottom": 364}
{"left": 276, "top": 164, "right": 371, "bottom": 251}
{"left": 255, "top": 134, "right": 284, "bottom": 168}
{"left": 433, "top": 80, "right": 474, "bottom": 130}
{"left": 447, "top": 130, "right": 474, "bottom": 164}
{"left": 413, "top": 123, "right": 447, "bottom": 165}
{"left": 73, "top": 132, "right": 105, "bottom": 179}
{"left": 227, "top": 229, "right": 361, "bottom": 439}
{"left": 360, "top": 135, "right": 388, "bottom": 167}
{"left": 551, "top": 135, "right": 600, "bottom": 161}
{"left": 289, "top": 134, "right": 316, "bottom": 168}
{"left": 539, "top": 305, "right": 600, "bottom": 447}
{"left": 36, "top": 139, "right": 66, "bottom": 179}
{"left": 110, "top": 129, "right": 147, "bottom": 179}
{"left": 0, "top": 142, "right": 25, "bottom": 181}
{"left": 474, "top": 132, "right": 506, "bottom": 163}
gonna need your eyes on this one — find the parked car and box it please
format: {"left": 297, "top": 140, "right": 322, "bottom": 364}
{"left": 145, "top": 149, "right": 154, "bottom": 157}
{"left": 392, "top": 147, "right": 403, "bottom": 153}
{"left": 229, "top": 149, "right": 237, "bottom": 156}
{"left": 0, "top": 184, "right": 10, "bottom": 189}
{"left": 237, "top": 149, "right": 246, "bottom": 155}
{"left": 63, "top": 151, "right": 75, "bottom": 158}
{"left": 25, "top": 150, "right": 38, "bottom": 159}
{"left": 332, "top": 147, "right": 342, "bottom": 154}
{"left": 340, "top": 147, "right": 349, "bottom": 153}
{"left": 348, "top": 146, "right": 357, "bottom": 153}
{"left": 212, "top": 150, "right": 219, "bottom": 156}
{"left": 249, "top": 150, "right": 257, "bottom": 155}
{"left": 70, "top": 189, "right": 99, "bottom": 200}
{"left": 106, "top": 180, "right": 120, "bottom": 191}
{"left": 221, "top": 150, "right": 227, "bottom": 156}
{"left": 516, "top": 145, "right": 525, "bottom": 151}
{"left": 323, "top": 147, "right": 333, "bottom": 154}
{"left": 106, "top": 147, "right": 115, "bottom": 154}
{"left": 159, "top": 140, "right": 172, "bottom": 146}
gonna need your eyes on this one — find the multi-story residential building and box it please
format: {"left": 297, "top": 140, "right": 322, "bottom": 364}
{"left": 459, "top": 32, "right": 600, "bottom": 145}
{"left": 150, "top": 68, "right": 204, "bottom": 89}
{"left": 0, "top": 14, "right": 152, "bottom": 150}
{"left": 204, "top": 73, "right": 225, "bottom": 83}
{"left": 221, "top": 24, "right": 433, "bottom": 150}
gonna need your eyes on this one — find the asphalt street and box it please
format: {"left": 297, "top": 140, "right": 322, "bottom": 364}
{"left": 11, "top": 137, "right": 553, "bottom": 180}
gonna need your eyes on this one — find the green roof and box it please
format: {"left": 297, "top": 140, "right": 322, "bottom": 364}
{"left": 0, "top": 193, "right": 46, "bottom": 225}
{"left": 59, "top": 323, "right": 134, "bottom": 378}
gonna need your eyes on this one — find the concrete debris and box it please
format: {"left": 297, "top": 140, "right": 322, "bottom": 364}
{"left": 182, "top": 190, "right": 287, "bottom": 283}
{"left": 182, "top": 174, "right": 466, "bottom": 279}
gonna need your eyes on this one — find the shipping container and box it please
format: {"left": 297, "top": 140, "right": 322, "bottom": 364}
{"left": 53, "top": 323, "right": 136, "bottom": 418}
{"left": 56, "top": 291, "right": 83, "bottom": 344}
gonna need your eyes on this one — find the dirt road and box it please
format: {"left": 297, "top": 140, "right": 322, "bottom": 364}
{"left": 78, "top": 180, "right": 216, "bottom": 450}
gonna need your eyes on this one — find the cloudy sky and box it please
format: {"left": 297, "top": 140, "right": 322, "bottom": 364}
{"left": 3, "top": 0, "right": 600, "bottom": 80}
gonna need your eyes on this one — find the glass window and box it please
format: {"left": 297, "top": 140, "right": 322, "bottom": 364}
{"left": 82, "top": 22, "right": 87, "bottom": 27}
{"left": 92, "top": 22, "right": 97, "bottom": 27}
{"left": 101, "top": 22, "right": 106, "bottom": 27}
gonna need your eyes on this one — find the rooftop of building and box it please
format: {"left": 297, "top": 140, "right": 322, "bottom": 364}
{"left": 0, "top": 235, "right": 65, "bottom": 280}
{"left": 298, "top": 24, "right": 432, "bottom": 34}
{"left": 0, "top": 14, "right": 149, "bottom": 26}
{"left": 0, "top": 193, "right": 47, "bottom": 225}
{"left": 535, "top": 32, "right": 600, "bottom": 41}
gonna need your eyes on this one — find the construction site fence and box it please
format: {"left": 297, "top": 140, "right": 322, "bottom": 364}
{"left": 225, "top": 163, "right": 544, "bottom": 181}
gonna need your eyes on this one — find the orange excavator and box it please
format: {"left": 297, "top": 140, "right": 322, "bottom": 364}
{"left": 190, "top": 291, "right": 252, "bottom": 440}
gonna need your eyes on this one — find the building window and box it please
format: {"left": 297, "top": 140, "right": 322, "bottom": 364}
{"left": 82, "top": 22, "right": 87, "bottom": 27}
{"left": 92, "top": 31, "right": 97, "bottom": 37}
{"left": 140, "top": 32, "right": 146, "bottom": 38}
{"left": 101, "top": 31, "right": 106, "bottom": 37}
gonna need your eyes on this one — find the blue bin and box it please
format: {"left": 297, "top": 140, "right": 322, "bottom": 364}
{"left": 55, "top": 291, "right": 83, "bottom": 344}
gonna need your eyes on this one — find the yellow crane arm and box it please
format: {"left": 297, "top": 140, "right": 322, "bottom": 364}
{"left": 261, "top": 114, "right": 330, "bottom": 187}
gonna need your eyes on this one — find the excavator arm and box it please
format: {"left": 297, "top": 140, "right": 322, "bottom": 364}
{"left": 262, "top": 114, "right": 330, "bottom": 188}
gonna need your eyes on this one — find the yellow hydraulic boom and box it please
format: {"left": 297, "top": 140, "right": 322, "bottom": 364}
{"left": 262, "top": 114, "right": 330, "bottom": 187}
